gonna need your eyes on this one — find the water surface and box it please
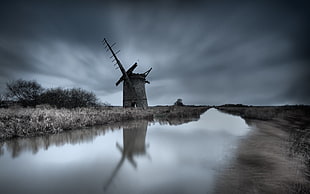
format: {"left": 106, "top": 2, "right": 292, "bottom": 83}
{"left": 0, "top": 108, "right": 251, "bottom": 194}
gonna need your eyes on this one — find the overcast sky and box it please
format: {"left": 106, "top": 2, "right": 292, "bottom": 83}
{"left": 0, "top": 0, "right": 309, "bottom": 105}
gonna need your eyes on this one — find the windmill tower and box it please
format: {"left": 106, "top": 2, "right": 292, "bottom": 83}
{"left": 102, "top": 38, "right": 152, "bottom": 108}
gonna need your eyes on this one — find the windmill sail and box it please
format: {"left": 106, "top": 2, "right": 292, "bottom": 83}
{"left": 102, "top": 39, "right": 130, "bottom": 84}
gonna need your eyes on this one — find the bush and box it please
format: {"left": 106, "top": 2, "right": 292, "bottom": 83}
{"left": 6, "top": 79, "right": 43, "bottom": 107}
{"left": 39, "top": 87, "right": 99, "bottom": 108}
{"left": 0, "top": 94, "right": 5, "bottom": 108}
{"left": 174, "top": 98, "right": 184, "bottom": 106}
{"left": 3, "top": 79, "right": 101, "bottom": 109}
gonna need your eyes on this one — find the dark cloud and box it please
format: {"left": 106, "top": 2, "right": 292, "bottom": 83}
{"left": 0, "top": 0, "right": 309, "bottom": 105}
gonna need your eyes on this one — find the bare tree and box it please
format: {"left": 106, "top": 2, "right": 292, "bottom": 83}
{"left": 66, "top": 88, "right": 98, "bottom": 108}
{"left": 6, "top": 79, "right": 44, "bottom": 107}
{"left": 5, "top": 79, "right": 100, "bottom": 108}
{"left": 0, "top": 93, "right": 5, "bottom": 107}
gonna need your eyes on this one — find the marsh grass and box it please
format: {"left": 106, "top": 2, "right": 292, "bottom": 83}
{"left": 217, "top": 105, "right": 308, "bottom": 120}
{"left": 0, "top": 106, "right": 209, "bottom": 141}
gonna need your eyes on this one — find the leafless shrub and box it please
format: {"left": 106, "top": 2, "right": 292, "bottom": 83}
{"left": 6, "top": 79, "right": 43, "bottom": 107}
{"left": 39, "top": 87, "right": 99, "bottom": 108}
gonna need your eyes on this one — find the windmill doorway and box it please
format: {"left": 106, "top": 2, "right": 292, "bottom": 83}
{"left": 131, "top": 102, "right": 137, "bottom": 107}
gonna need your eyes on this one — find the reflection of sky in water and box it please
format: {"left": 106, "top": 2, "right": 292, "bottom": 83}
{"left": 0, "top": 108, "right": 251, "bottom": 194}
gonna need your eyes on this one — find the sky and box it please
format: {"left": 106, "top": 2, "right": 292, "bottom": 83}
{"left": 0, "top": 0, "right": 309, "bottom": 106}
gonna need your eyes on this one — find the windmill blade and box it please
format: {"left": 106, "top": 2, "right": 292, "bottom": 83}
{"left": 115, "top": 63, "right": 138, "bottom": 86}
{"left": 103, "top": 38, "right": 126, "bottom": 74}
{"left": 116, "top": 142, "right": 123, "bottom": 153}
{"left": 127, "top": 156, "right": 138, "bottom": 169}
{"left": 103, "top": 155, "right": 125, "bottom": 192}
{"left": 115, "top": 77, "right": 124, "bottom": 86}
{"left": 124, "top": 63, "right": 138, "bottom": 75}
{"left": 101, "top": 40, "right": 108, "bottom": 48}
{"left": 144, "top": 67, "right": 152, "bottom": 77}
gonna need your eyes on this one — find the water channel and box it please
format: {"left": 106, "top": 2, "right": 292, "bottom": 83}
{"left": 0, "top": 108, "right": 252, "bottom": 194}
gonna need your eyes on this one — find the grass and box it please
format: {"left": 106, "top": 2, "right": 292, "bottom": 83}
{"left": 217, "top": 105, "right": 308, "bottom": 120}
{"left": 0, "top": 106, "right": 209, "bottom": 141}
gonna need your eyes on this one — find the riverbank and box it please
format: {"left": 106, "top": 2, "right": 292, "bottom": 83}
{"left": 216, "top": 105, "right": 310, "bottom": 193}
{"left": 0, "top": 106, "right": 209, "bottom": 141}
{"left": 217, "top": 105, "right": 309, "bottom": 120}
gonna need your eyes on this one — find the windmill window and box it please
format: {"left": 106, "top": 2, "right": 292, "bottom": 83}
{"left": 131, "top": 102, "right": 137, "bottom": 107}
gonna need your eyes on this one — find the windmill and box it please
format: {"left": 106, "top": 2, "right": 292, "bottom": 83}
{"left": 102, "top": 38, "right": 152, "bottom": 108}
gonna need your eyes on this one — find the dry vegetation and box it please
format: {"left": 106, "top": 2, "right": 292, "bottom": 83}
{"left": 217, "top": 105, "right": 307, "bottom": 120}
{"left": 0, "top": 106, "right": 209, "bottom": 141}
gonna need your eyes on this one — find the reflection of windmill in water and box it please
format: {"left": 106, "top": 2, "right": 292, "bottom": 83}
{"left": 103, "top": 120, "right": 149, "bottom": 192}
{"left": 102, "top": 38, "right": 152, "bottom": 108}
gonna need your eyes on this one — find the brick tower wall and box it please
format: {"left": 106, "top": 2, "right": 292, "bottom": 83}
{"left": 123, "top": 74, "right": 148, "bottom": 108}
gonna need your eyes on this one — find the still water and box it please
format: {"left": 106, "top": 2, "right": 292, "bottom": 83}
{"left": 0, "top": 108, "right": 251, "bottom": 194}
